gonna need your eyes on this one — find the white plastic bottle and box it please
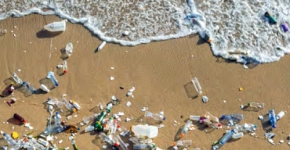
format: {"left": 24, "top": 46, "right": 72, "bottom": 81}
{"left": 69, "top": 100, "right": 81, "bottom": 110}
{"left": 97, "top": 41, "right": 107, "bottom": 51}
{"left": 276, "top": 111, "right": 285, "bottom": 120}
{"left": 44, "top": 20, "right": 66, "bottom": 32}
{"left": 189, "top": 115, "right": 201, "bottom": 121}
{"left": 40, "top": 84, "right": 50, "bottom": 93}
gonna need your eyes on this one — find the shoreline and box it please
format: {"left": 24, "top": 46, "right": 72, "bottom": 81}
{"left": 0, "top": 14, "right": 290, "bottom": 150}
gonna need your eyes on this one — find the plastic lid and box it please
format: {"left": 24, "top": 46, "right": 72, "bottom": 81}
{"left": 221, "top": 115, "right": 225, "bottom": 119}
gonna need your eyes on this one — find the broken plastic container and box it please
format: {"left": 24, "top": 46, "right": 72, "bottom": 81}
{"left": 44, "top": 20, "right": 66, "bottom": 32}
{"left": 131, "top": 124, "right": 158, "bottom": 138}
{"left": 234, "top": 123, "right": 257, "bottom": 132}
{"left": 189, "top": 115, "right": 200, "bottom": 121}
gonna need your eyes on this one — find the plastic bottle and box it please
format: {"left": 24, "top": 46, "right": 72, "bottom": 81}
{"left": 47, "top": 71, "right": 59, "bottom": 87}
{"left": 144, "top": 111, "right": 166, "bottom": 121}
{"left": 99, "top": 132, "right": 114, "bottom": 145}
{"left": 219, "top": 130, "right": 235, "bottom": 145}
{"left": 269, "top": 109, "right": 277, "bottom": 128}
{"left": 97, "top": 41, "right": 107, "bottom": 51}
{"left": 232, "top": 132, "right": 244, "bottom": 139}
{"left": 113, "top": 134, "right": 128, "bottom": 150}
{"left": 85, "top": 125, "right": 94, "bottom": 132}
{"left": 13, "top": 113, "right": 27, "bottom": 124}
{"left": 11, "top": 73, "right": 23, "bottom": 85}
{"left": 130, "top": 124, "right": 158, "bottom": 138}
{"left": 221, "top": 114, "right": 244, "bottom": 126}
{"left": 3, "top": 133, "right": 20, "bottom": 149}
{"left": 65, "top": 43, "right": 73, "bottom": 56}
{"left": 95, "top": 111, "right": 108, "bottom": 131}
{"left": 44, "top": 20, "right": 66, "bottom": 32}
{"left": 40, "top": 84, "right": 50, "bottom": 93}
{"left": 69, "top": 100, "right": 81, "bottom": 110}
{"left": 247, "top": 102, "right": 264, "bottom": 109}
{"left": 264, "top": 12, "right": 277, "bottom": 24}
{"left": 62, "top": 95, "right": 74, "bottom": 111}
{"left": 192, "top": 77, "right": 202, "bottom": 94}
{"left": 175, "top": 140, "right": 192, "bottom": 147}
{"left": 234, "top": 123, "right": 257, "bottom": 132}
{"left": 180, "top": 120, "right": 192, "bottom": 138}
{"left": 189, "top": 115, "right": 201, "bottom": 121}
{"left": 38, "top": 138, "right": 49, "bottom": 147}
{"left": 22, "top": 81, "right": 36, "bottom": 94}
{"left": 72, "top": 140, "right": 79, "bottom": 150}
{"left": 281, "top": 22, "right": 289, "bottom": 32}
{"left": 133, "top": 143, "right": 156, "bottom": 150}
{"left": 276, "top": 111, "right": 285, "bottom": 121}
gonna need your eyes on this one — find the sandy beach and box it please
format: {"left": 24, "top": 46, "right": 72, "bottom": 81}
{"left": 0, "top": 14, "right": 290, "bottom": 150}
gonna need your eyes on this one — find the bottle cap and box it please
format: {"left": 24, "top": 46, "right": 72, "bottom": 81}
{"left": 63, "top": 70, "right": 67, "bottom": 73}
{"left": 247, "top": 102, "right": 250, "bottom": 106}
{"left": 163, "top": 117, "right": 166, "bottom": 121}
{"left": 173, "top": 142, "right": 177, "bottom": 146}
{"left": 56, "top": 112, "right": 59, "bottom": 115}
{"left": 179, "top": 133, "right": 185, "bottom": 138}
{"left": 78, "top": 127, "right": 80, "bottom": 130}
{"left": 114, "top": 142, "right": 119, "bottom": 147}
{"left": 23, "top": 120, "right": 27, "bottom": 123}
{"left": 72, "top": 108, "right": 77, "bottom": 113}
{"left": 221, "top": 115, "right": 225, "bottom": 119}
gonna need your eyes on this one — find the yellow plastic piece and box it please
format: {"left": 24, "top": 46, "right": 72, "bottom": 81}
{"left": 11, "top": 132, "right": 19, "bottom": 139}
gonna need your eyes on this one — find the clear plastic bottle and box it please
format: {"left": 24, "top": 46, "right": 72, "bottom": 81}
{"left": 22, "top": 81, "right": 36, "bottom": 94}
{"left": 219, "top": 130, "right": 235, "bottom": 145}
{"left": 47, "top": 71, "right": 59, "bottom": 87}
{"left": 221, "top": 114, "right": 244, "bottom": 126}
{"left": 65, "top": 43, "right": 73, "bottom": 56}
{"left": 175, "top": 140, "right": 192, "bottom": 147}
{"left": 269, "top": 109, "right": 277, "bottom": 128}
{"left": 247, "top": 102, "right": 264, "bottom": 109}
{"left": 3, "top": 133, "right": 21, "bottom": 149}
{"left": 113, "top": 134, "right": 128, "bottom": 150}
{"left": 29, "top": 138, "right": 46, "bottom": 149}
{"left": 189, "top": 115, "right": 200, "bottom": 121}
{"left": 144, "top": 111, "right": 166, "bottom": 121}
{"left": 192, "top": 77, "right": 202, "bottom": 94}
{"left": 99, "top": 132, "right": 114, "bottom": 145}
{"left": 62, "top": 95, "right": 74, "bottom": 111}
{"left": 234, "top": 123, "right": 257, "bottom": 132}
{"left": 180, "top": 120, "right": 192, "bottom": 138}
{"left": 133, "top": 143, "right": 156, "bottom": 150}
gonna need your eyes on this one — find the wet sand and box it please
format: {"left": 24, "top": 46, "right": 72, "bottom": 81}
{"left": 0, "top": 14, "right": 290, "bottom": 150}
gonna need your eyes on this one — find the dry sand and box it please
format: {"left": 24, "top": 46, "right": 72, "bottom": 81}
{"left": 0, "top": 14, "right": 290, "bottom": 150}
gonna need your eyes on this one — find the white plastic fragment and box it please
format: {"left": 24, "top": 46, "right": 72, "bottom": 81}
{"left": 202, "top": 96, "right": 208, "bottom": 103}
{"left": 110, "top": 76, "right": 115, "bottom": 80}
{"left": 59, "top": 140, "right": 63, "bottom": 144}
{"left": 126, "top": 101, "right": 131, "bottom": 107}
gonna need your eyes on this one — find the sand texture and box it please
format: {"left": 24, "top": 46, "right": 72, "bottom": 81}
{"left": 0, "top": 14, "right": 290, "bottom": 150}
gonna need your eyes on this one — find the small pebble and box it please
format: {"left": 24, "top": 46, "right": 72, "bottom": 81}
{"left": 180, "top": 115, "right": 183, "bottom": 118}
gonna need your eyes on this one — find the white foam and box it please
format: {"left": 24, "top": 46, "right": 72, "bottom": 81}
{"left": 0, "top": 0, "right": 290, "bottom": 63}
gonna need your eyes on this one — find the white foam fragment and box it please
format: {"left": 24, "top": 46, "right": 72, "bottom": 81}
{"left": 126, "top": 101, "right": 131, "bottom": 107}
{"left": 110, "top": 76, "right": 115, "bottom": 80}
{"left": 59, "top": 140, "right": 63, "bottom": 144}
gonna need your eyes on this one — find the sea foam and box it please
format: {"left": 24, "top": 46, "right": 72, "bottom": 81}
{"left": 0, "top": 0, "right": 290, "bottom": 64}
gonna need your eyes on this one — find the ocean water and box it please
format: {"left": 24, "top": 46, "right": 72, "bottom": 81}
{"left": 0, "top": 0, "right": 290, "bottom": 64}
